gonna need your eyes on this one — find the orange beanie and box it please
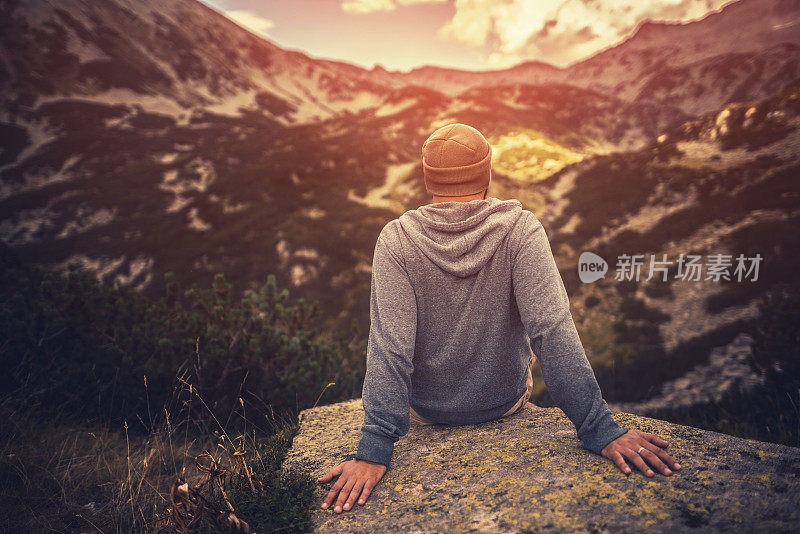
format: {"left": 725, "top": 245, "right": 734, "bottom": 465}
{"left": 422, "top": 123, "right": 492, "bottom": 197}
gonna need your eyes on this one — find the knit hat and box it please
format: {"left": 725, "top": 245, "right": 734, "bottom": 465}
{"left": 422, "top": 123, "right": 492, "bottom": 197}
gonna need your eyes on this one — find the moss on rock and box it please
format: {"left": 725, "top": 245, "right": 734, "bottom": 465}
{"left": 283, "top": 399, "right": 800, "bottom": 532}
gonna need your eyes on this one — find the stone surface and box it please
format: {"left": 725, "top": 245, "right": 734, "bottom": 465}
{"left": 283, "top": 399, "right": 800, "bottom": 533}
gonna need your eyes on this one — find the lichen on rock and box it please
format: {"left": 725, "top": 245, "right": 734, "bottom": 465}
{"left": 283, "top": 399, "right": 800, "bottom": 533}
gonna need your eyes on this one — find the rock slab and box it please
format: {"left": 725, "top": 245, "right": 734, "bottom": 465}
{"left": 283, "top": 399, "right": 800, "bottom": 533}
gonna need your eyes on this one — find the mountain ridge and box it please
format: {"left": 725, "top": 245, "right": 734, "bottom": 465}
{"left": 5, "top": 0, "right": 799, "bottom": 124}
{"left": 1, "top": 0, "right": 799, "bottom": 413}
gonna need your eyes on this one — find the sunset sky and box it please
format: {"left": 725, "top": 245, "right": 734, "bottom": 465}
{"left": 201, "top": 0, "right": 734, "bottom": 72}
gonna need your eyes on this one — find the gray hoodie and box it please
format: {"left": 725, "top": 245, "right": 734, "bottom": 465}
{"left": 356, "top": 197, "right": 627, "bottom": 467}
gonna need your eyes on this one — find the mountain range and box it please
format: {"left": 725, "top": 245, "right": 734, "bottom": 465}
{"left": 1, "top": 0, "right": 799, "bottom": 409}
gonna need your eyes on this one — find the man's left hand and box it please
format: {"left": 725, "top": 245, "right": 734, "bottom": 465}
{"left": 319, "top": 459, "right": 387, "bottom": 513}
{"left": 601, "top": 429, "right": 681, "bottom": 477}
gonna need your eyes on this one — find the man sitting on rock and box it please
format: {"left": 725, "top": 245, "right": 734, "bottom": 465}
{"left": 319, "top": 123, "right": 681, "bottom": 514}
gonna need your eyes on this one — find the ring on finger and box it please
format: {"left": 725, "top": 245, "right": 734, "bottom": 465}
{"left": 637, "top": 446, "right": 645, "bottom": 454}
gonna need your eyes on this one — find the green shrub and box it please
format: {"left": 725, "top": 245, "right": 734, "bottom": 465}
{"left": 0, "top": 246, "right": 364, "bottom": 431}
{"left": 226, "top": 425, "right": 317, "bottom": 533}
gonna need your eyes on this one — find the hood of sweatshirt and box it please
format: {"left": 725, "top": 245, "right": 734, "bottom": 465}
{"left": 397, "top": 197, "right": 525, "bottom": 278}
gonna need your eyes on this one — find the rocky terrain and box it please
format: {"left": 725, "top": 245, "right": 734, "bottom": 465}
{"left": 285, "top": 399, "right": 800, "bottom": 533}
{"left": 540, "top": 76, "right": 800, "bottom": 404}
{"left": 1, "top": 0, "right": 799, "bottom": 411}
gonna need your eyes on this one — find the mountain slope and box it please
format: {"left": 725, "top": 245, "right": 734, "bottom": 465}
{"left": 535, "top": 75, "right": 800, "bottom": 406}
{"left": 5, "top": 0, "right": 799, "bottom": 127}
{"left": 1, "top": 0, "right": 799, "bottom": 412}
{"left": 0, "top": 0, "right": 392, "bottom": 126}
{"left": 565, "top": 0, "right": 800, "bottom": 113}
{"left": 377, "top": 0, "right": 800, "bottom": 116}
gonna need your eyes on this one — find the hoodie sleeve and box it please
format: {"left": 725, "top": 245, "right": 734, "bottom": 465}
{"left": 511, "top": 212, "right": 627, "bottom": 455}
{"left": 355, "top": 232, "right": 417, "bottom": 467}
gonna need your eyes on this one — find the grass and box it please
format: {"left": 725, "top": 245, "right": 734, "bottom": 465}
{"left": 649, "top": 381, "right": 800, "bottom": 448}
{"left": 0, "top": 400, "right": 186, "bottom": 532}
{"left": 0, "top": 377, "right": 319, "bottom": 533}
{"left": 488, "top": 128, "right": 585, "bottom": 182}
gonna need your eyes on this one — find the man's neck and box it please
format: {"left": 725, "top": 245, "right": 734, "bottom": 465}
{"left": 432, "top": 191, "right": 487, "bottom": 203}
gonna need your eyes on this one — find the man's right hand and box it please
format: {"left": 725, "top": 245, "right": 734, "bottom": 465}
{"left": 318, "top": 459, "right": 387, "bottom": 513}
{"left": 601, "top": 429, "right": 681, "bottom": 477}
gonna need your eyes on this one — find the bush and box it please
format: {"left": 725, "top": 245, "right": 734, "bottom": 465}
{"left": 0, "top": 246, "right": 364, "bottom": 431}
{"left": 0, "top": 245, "right": 358, "bottom": 531}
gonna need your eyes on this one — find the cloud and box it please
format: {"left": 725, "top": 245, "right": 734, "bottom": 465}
{"left": 397, "top": 0, "right": 447, "bottom": 5}
{"left": 341, "top": 0, "right": 445, "bottom": 14}
{"left": 224, "top": 9, "right": 275, "bottom": 37}
{"left": 341, "top": 0, "right": 396, "bottom": 13}
{"left": 438, "top": 0, "right": 731, "bottom": 67}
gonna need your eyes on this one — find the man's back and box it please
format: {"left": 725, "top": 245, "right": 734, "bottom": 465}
{"left": 388, "top": 197, "right": 531, "bottom": 423}
{"left": 357, "top": 194, "right": 627, "bottom": 468}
